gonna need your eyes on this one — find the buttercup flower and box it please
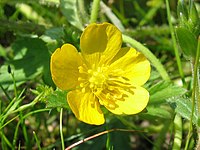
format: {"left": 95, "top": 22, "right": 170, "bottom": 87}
{"left": 50, "top": 22, "right": 151, "bottom": 125}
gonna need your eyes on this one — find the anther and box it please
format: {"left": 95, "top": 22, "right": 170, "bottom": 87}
{"left": 81, "top": 88, "right": 86, "bottom": 93}
{"left": 89, "top": 83, "right": 94, "bottom": 88}
{"left": 78, "top": 66, "right": 85, "bottom": 73}
{"left": 78, "top": 77, "right": 83, "bottom": 81}
{"left": 87, "top": 69, "right": 93, "bottom": 74}
{"left": 80, "top": 83, "right": 85, "bottom": 87}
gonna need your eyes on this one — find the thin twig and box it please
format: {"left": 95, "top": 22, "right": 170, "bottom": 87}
{"left": 65, "top": 128, "right": 145, "bottom": 150}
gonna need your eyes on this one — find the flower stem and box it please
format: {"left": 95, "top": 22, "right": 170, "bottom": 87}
{"left": 185, "top": 36, "right": 200, "bottom": 150}
{"left": 90, "top": 0, "right": 100, "bottom": 23}
{"left": 60, "top": 108, "right": 65, "bottom": 150}
{"left": 11, "top": 94, "right": 41, "bottom": 114}
{"left": 122, "top": 34, "right": 170, "bottom": 81}
{"left": 33, "top": 131, "right": 42, "bottom": 150}
{"left": 165, "top": 0, "right": 185, "bottom": 84}
{"left": 172, "top": 114, "right": 182, "bottom": 149}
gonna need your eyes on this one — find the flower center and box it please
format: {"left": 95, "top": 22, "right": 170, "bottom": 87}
{"left": 78, "top": 65, "right": 108, "bottom": 94}
{"left": 88, "top": 67, "right": 107, "bottom": 89}
{"left": 78, "top": 64, "right": 135, "bottom": 108}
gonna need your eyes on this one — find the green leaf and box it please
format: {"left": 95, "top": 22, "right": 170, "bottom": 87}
{"left": 0, "top": 45, "right": 7, "bottom": 59}
{"left": 44, "top": 27, "right": 65, "bottom": 41}
{"left": 149, "top": 81, "right": 187, "bottom": 105}
{"left": 176, "top": 26, "right": 197, "bottom": 58}
{"left": 0, "top": 64, "right": 37, "bottom": 90}
{"left": 145, "top": 105, "right": 172, "bottom": 119}
{"left": 46, "top": 90, "right": 69, "bottom": 109}
{"left": 167, "top": 97, "right": 198, "bottom": 125}
{"left": 60, "top": 0, "right": 84, "bottom": 30}
{"left": 0, "top": 37, "right": 54, "bottom": 89}
{"left": 11, "top": 37, "right": 50, "bottom": 76}
{"left": 177, "top": 0, "right": 188, "bottom": 24}
{"left": 188, "top": 2, "right": 200, "bottom": 37}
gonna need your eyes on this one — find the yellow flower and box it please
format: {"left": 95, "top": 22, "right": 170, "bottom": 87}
{"left": 50, "top": 22, "right": 151, "bottom": 125}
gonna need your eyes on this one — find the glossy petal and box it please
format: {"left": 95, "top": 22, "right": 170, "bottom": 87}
{"left": 80, "top": 23, "right": 122, "bottom": 66}
{"left": 109, "top": 47, "right": 151, "bottom": 86}
{"left": 67, "top": 90, "right": 105, "bottom": 125}
{"left": 50, "top": 44, "right": 83, "bottom": 90}
{"left": 103, "top": 86, "right": 149, "bottom": 115}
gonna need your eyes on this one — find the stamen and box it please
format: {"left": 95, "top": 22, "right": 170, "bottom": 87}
{"left": 81, "top": 87, "right": 86, "bottom": 93}
{"left": 89, "top": 83, "right": 94, "bottom": 88}
{"left": 78, "top": 64, "right": 88, "bottom": 74}
{"left": 80, "top": 83, "right": 85, "bottom": 87}
{"left": 78, "top": 66, "right": 85, "bottom": 73}
{"left": 88, "top": 69, "right": 93, "bottom": 74}
{"left": 78, "top": 77, "right": 84, "bottom": 81}
{"left": 78, "top": 63, "right": 133, "bottom": 108}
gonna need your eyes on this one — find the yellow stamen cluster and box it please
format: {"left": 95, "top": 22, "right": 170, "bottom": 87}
{"left": 78, "top": 64, "right": 135, "bottom": 109}
{"left": 78, "top": 64, "right": 108, "bottom": 94}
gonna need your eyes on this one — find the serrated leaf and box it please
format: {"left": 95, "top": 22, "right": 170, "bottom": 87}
{"left": 149, "top": 81, "right": 187, "bottom": 104}
{"left": 46, "top": 90, "right": 69, "bottom": 109}
{"left": 60, "top": 0, "right": 84, "bottom": 30}
{"left": 167, "top": 97, "right": 198, "bottom": 125}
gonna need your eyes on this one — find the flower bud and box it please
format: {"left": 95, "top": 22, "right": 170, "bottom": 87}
{"left": 176, "top": 0, "right": 199, "bottom": 58}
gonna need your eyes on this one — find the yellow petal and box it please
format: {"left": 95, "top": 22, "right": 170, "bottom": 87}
{"left": 80, "top": 22, "right": 122, "bottom": 66}
{"left": 50, "top": 44, "right": 83, "bottom": 90}
{"left": 67, "top": 90, "right": 105, "bottom": 125}
{"left": 102, "top": 86, "right": 149, "bottom": 115}
{"left": 110, "top": 47, "right": 151, "bottom": 86}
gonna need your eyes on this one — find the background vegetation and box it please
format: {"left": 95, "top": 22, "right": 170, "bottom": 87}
{"left": 0, "top": 0, "right": 199, "bottom": 149}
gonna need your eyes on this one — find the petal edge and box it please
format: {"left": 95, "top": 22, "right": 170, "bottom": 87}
{"left": 50, "top": 44, "right": 83, "bottom": 90}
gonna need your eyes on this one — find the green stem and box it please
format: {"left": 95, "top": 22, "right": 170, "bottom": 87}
{"left": 11, "top": 72, "right": 18, "bottom": 97}
{"left": 185, "top": 36, "right": 200, "bottom": 150}
{"left": 122, "top": 34, "right": 170, "bottom": 81}
{"left": 172, "top": 114, "right": 182, "bottom": 149}
{"left": 60, "top": 108, "right": 65, "bottom": 150}
{"left": 106, "top": 125, "right": 111, "bottom": 149}
{"left": 165, "top": 0, "right": 185, "bottom": 84}
{"left": 0, "top": 131, "right": 12, "bottom": 149}
{"left": 12, "top": 121, "right": 20, "bottom": 149}
{"left": 11, "top": 95, "right": 40, "bottom": 114}
{"left": 0, "top": 115, "right": 19, "bottom": 130}
{"left": 20, "top": 111, "right": 30, "bottom": 149}
{"left": 90, "top": 0, "right": 100, "bottom": 23}
{"left": 33, "top": 131, "right": 42, "bottom": 150}
{"left": 0, "top": 83, "right": 12, "bottom": 101}
{"left": 196, "top": 37, "right": 200, "bottom": 114}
